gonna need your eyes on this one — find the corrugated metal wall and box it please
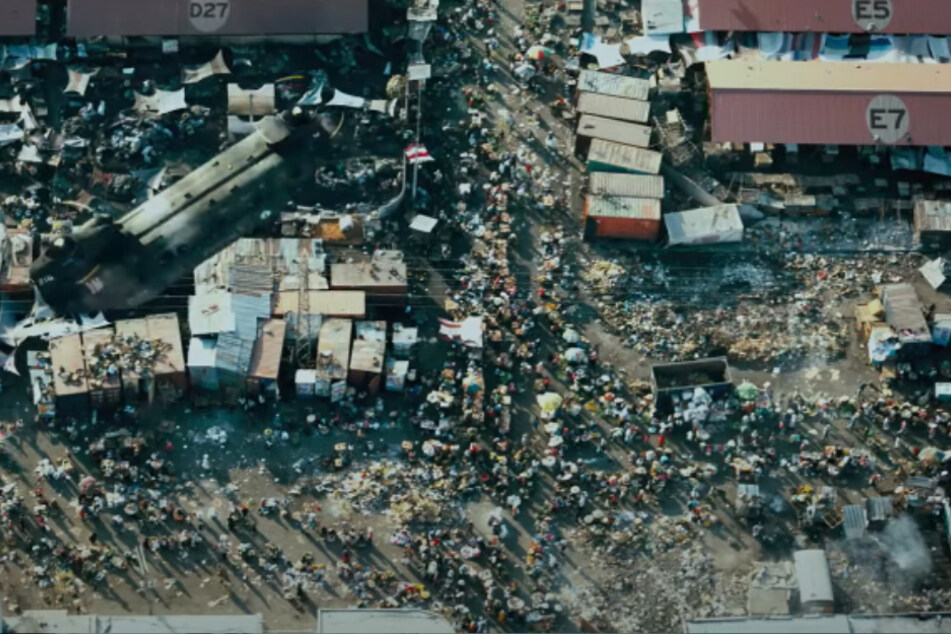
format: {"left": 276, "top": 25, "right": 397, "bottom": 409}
{"left": 0, "top": 0, "right": 36, "bottom": 36}
{"left": 710, "top": 90, "right": 951, "bottom": 146}
{"left": 697, "top": 0, "right": 951, "bottom": 34}
{"left": 67, "top": 0, "right": 368, "bottom": 37}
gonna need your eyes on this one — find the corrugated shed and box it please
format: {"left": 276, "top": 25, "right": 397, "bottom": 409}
{"left": 577, "top": 115, "right": 652, "bottom": 148}
{"left": 229, "top": 264, "right": 273, "bottom": 295}
{"left": 880, "top": 283, "right": 931, "bottom": 343}
{"left": 67, "top": 0, "right": 368, "bottom": 37}
{"left": 0, "top": 0, "right": 36, "bottom": 36}
{"left": 215, "top": 333, "right": 254, "bottom": 377}
{"left": 642, "top": 0, "right": 684, "bottom": 34}
{"left": 697, "top": 0, "right": 951, "bottom": 35}
{"left": 578, "top": 70, "right": 651, "bottom": 101}
{"left": 589, "top": 172, "right": 665, "bottom": 198}
{"left": 706, "top": 61, "right": 951, "bottom": 93}
{"left": 842, "top": 504, "right": 867, "bottom": 539}
{"left": 577, "top": 92, "right": 650, "bottom": 123}
{"left": 866, "top": 497, "right": 893, "bottom": 522}
{"left": 587, "top": 139, "right": 662, "bottom": 174}
{"left": 248, "top": 319, "right": 287, "bottom": 380}
{"left": 665, "top": 204, "right": 744, "bottom": 245}
{"left": 585, "top": 195, "right": 661, "bottom": 220}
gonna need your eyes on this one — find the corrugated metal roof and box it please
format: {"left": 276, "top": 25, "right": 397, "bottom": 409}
{"left": 114, "top": 318, "right": 149, "bottom": 380}
{"left": 231, "top": 293, "right": 272, "bottom": 341}
{"left": 706, "top": 61, "right": 951, "bottom": 93}
{"left": 228, "top": 264, "right": 273, "bottom": 295}
{"left": 641, "top": 0, "right": 684, "bottom": 34}
{"left": 866, "top": 497, "right": 893, "bottom": 522}
{"left": 578, "top": 70, "right": 651, "bottom": 101}
{"left": 215, "top": 333, "right": 254, "bottom": 375}
{"left": 187, "top": 337, "right": 217, "bottom": 368}
{"left": 577, "top": 92, "right": 650, "bottom": 123}
{"left": 310, "top": 290, "right": 366, "bottom": 317}
{"left": 147, "top": 313, "right": 186, "bottom": 375}
{"left": 881, "top": 283, "right": 931, "bottom": 343}
{"left": 0, "top": 0, "right": 36, "bottom": 36}
{"left": 577, "top": 115, "right": 652, "bottom": 148}
{"left": 665, "top": 204, "right": 744, "bottom": 246}
{"left": 248, "top": 319, "right": 286, "bottom": 380}
{"left": 189, "top": 290, "right": 237, "bottom": 335}
{"left": 696, "top": 0, "right": 951, "bottom": 34}
{"left": 587, "top": 139, "right": 662, "bottom": 174}
{"left": 589, "top": 172, "right": 665, "bottom": 198}
{"left": 793, "top": 550, "right": 834, "bottom": 605}
{"left": 67, "top": 0, "right": 367, "bottom": 37}
{"left": 842, "top": 504, "right": 867, "bottom": 539}
{"left": 83, "top": 327, "right": 120, "bottom": 391}
{"left": 586, "top": 195, "right": 661, "bottom": 220}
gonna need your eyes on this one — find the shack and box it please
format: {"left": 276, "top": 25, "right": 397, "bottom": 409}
{"left": 793, "top": 550, "right": 835, "bottom": 614}
{"left": 331, "top": 253, "right": 407, "bottom": 305}
{"left": 49, "top": 334, "right": 90, "bottom": 417}
{"left": 880, "top": 283, "right": 932, "bottom": 356}
{"left": 665, "top": 204, "right": 744, "bottom": 246}
{"left": 187, "top": 337, "right": 219, "bottom": 392}
{"left": 386, "top": 358, "right": 410, "bottom": 392}
{"left": 316, "top": 318, "right": 352, "bottom": 398}
{"left": 309, "top": 291, "right": 367, "bottom": 319}
{"left": 349, "top": 321, "right": 387, "bottom": 392}
{"left": 577, "top": 92, "right": 650, "bottom": 124}
{"left": 586, "top": 139, "right": 662, "bottom": 175}
{"left": 650, "top": 357, "right": 733, "bottom": 409}
{"left": 588, "top": 172, "right": 664, "bottom": 199}
{"left": 82, "top": 327, "right": 122, "bottom": 410}
{"left": 914, "top": 200, "right": 951, "bottom": 251}
{"left": 392, "top": 323, "right": 419, "bottom": 358}
{"left": 247, "top": 319, "right": 287, "bottom": 397}
{"left": 295, "top": 369, "right": 317, "bottom": 398}
{"left": 576, "top": 115, "right": 652, "bottom": 155}
{"left": 583, "top": 195, "right": 662, "bottom": 240}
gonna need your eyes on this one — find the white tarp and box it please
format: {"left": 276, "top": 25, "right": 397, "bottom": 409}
{"left": 132, "top": 88, "right": 188, "bottom": 116}
{"left": 665, "top": 204, "right": 744, "bottom": 246}
{"left": 438, "top": 316, "right": 483, "bottom": 349}
{"left": 64, "top": 68, "right": 99, "bottom": 96}
{"left": 227, "top": 84, "right": 276, "bottom": 117}
{"left": 182, "top": 50, "right": 231, "bottom": 84}
{"left": 0, "top": 124, "right": 24, "bottom": 147}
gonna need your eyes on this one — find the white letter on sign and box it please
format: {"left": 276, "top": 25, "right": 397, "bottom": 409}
{"left": 852, "top": 0, "right": 893, "bottom": 31}
{"left": 188, "top": 0, "right": 231, "bottom": 33}
{"left": 866, "top": 95, "right": 909, "bottom": 144}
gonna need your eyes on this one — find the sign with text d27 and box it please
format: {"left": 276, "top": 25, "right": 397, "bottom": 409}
{"left": 866, "top": 94, "right": 909, "bottom": 145}
{"left": 188, "top": 0, "right": 232, "bottom": 33}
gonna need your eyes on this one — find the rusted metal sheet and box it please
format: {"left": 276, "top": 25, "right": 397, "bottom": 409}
{"left": 67, "top": 0, "right": 368, "bottom": 37}
{"left": 0, "top": 0, "right": 36, "bottom": 36}
{"left": 697, "top": 0, "right": 951, "bottom": 34}
{"left": 710, "top": 90, "right": 951, "bottom": 146}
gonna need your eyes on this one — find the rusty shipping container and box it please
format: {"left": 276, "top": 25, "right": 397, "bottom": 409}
{"left": 697, "top": 0, "right": 951, "bottom": 35}
{"left": 0, "top": 0, "right": 36, "bottom": 36}
{"left": 707, "top": 61, "right": 951, "bottom": 146}
{"left": 584, "top": 195, "right": 661, "bottom": 240}
{"left": 67, "top": 0, "right": 368, "bottom": 37}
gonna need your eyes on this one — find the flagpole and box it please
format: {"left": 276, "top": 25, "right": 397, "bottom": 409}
{"left": 412, "top": 80, "right": 423, "bottom": 203}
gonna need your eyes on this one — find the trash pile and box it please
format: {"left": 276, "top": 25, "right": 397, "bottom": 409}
{"left": 85, "top": 333, "right": 172, "bottom": 382}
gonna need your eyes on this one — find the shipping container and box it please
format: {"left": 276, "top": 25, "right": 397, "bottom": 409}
{"left": 880, "top": 284, "right": 932, "bottom": 351}
{"left": 577, "top": 92, "right": 650, "bottom": 124}
{"left": 576, "top": 114, "right": 652, "bottom": 150}
{"left": 147, "top": 313, "right": 188, "bottom": 397}
{"left": 793, "top": 550, "right": 835, "bottom": 615}
{"left": 316, "top": 318, "right": 352, "bottom": 397}
{"left": 577, "top": 70, "right": 651, "bottom": 101}
{"left": 49, "top": 334, "right": 90, "bottom": 417}
{"left": 664, "top": 204, "right": 744, "bottom": 246}
{"left": 697, "top": 0, "right": 951, "bottom": 35}
{"left": 587, "top": 139, "right": 662, "bottom": 174}
{"left": 589, "top": 172, "right": 665, "bottom": 199}
{"left": 247, "top": 318, "right": 287, "bottom": 396}
{"left": 67, "top": 0, "right": 368, "bottom": 37}
{"left": 584, "top": 195, "right": 662, "bottom": 240}
{"left": 650, "top": 357, "right": 733, "bottom": 410}
{"left": 83, "top": 327, "right": 122, "bottom": 408}
{"left": 707, "top": 61, "right": 951, "bottom": 146}
{"left": 0, "top": 0, "right": 36, "bottom": 36}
